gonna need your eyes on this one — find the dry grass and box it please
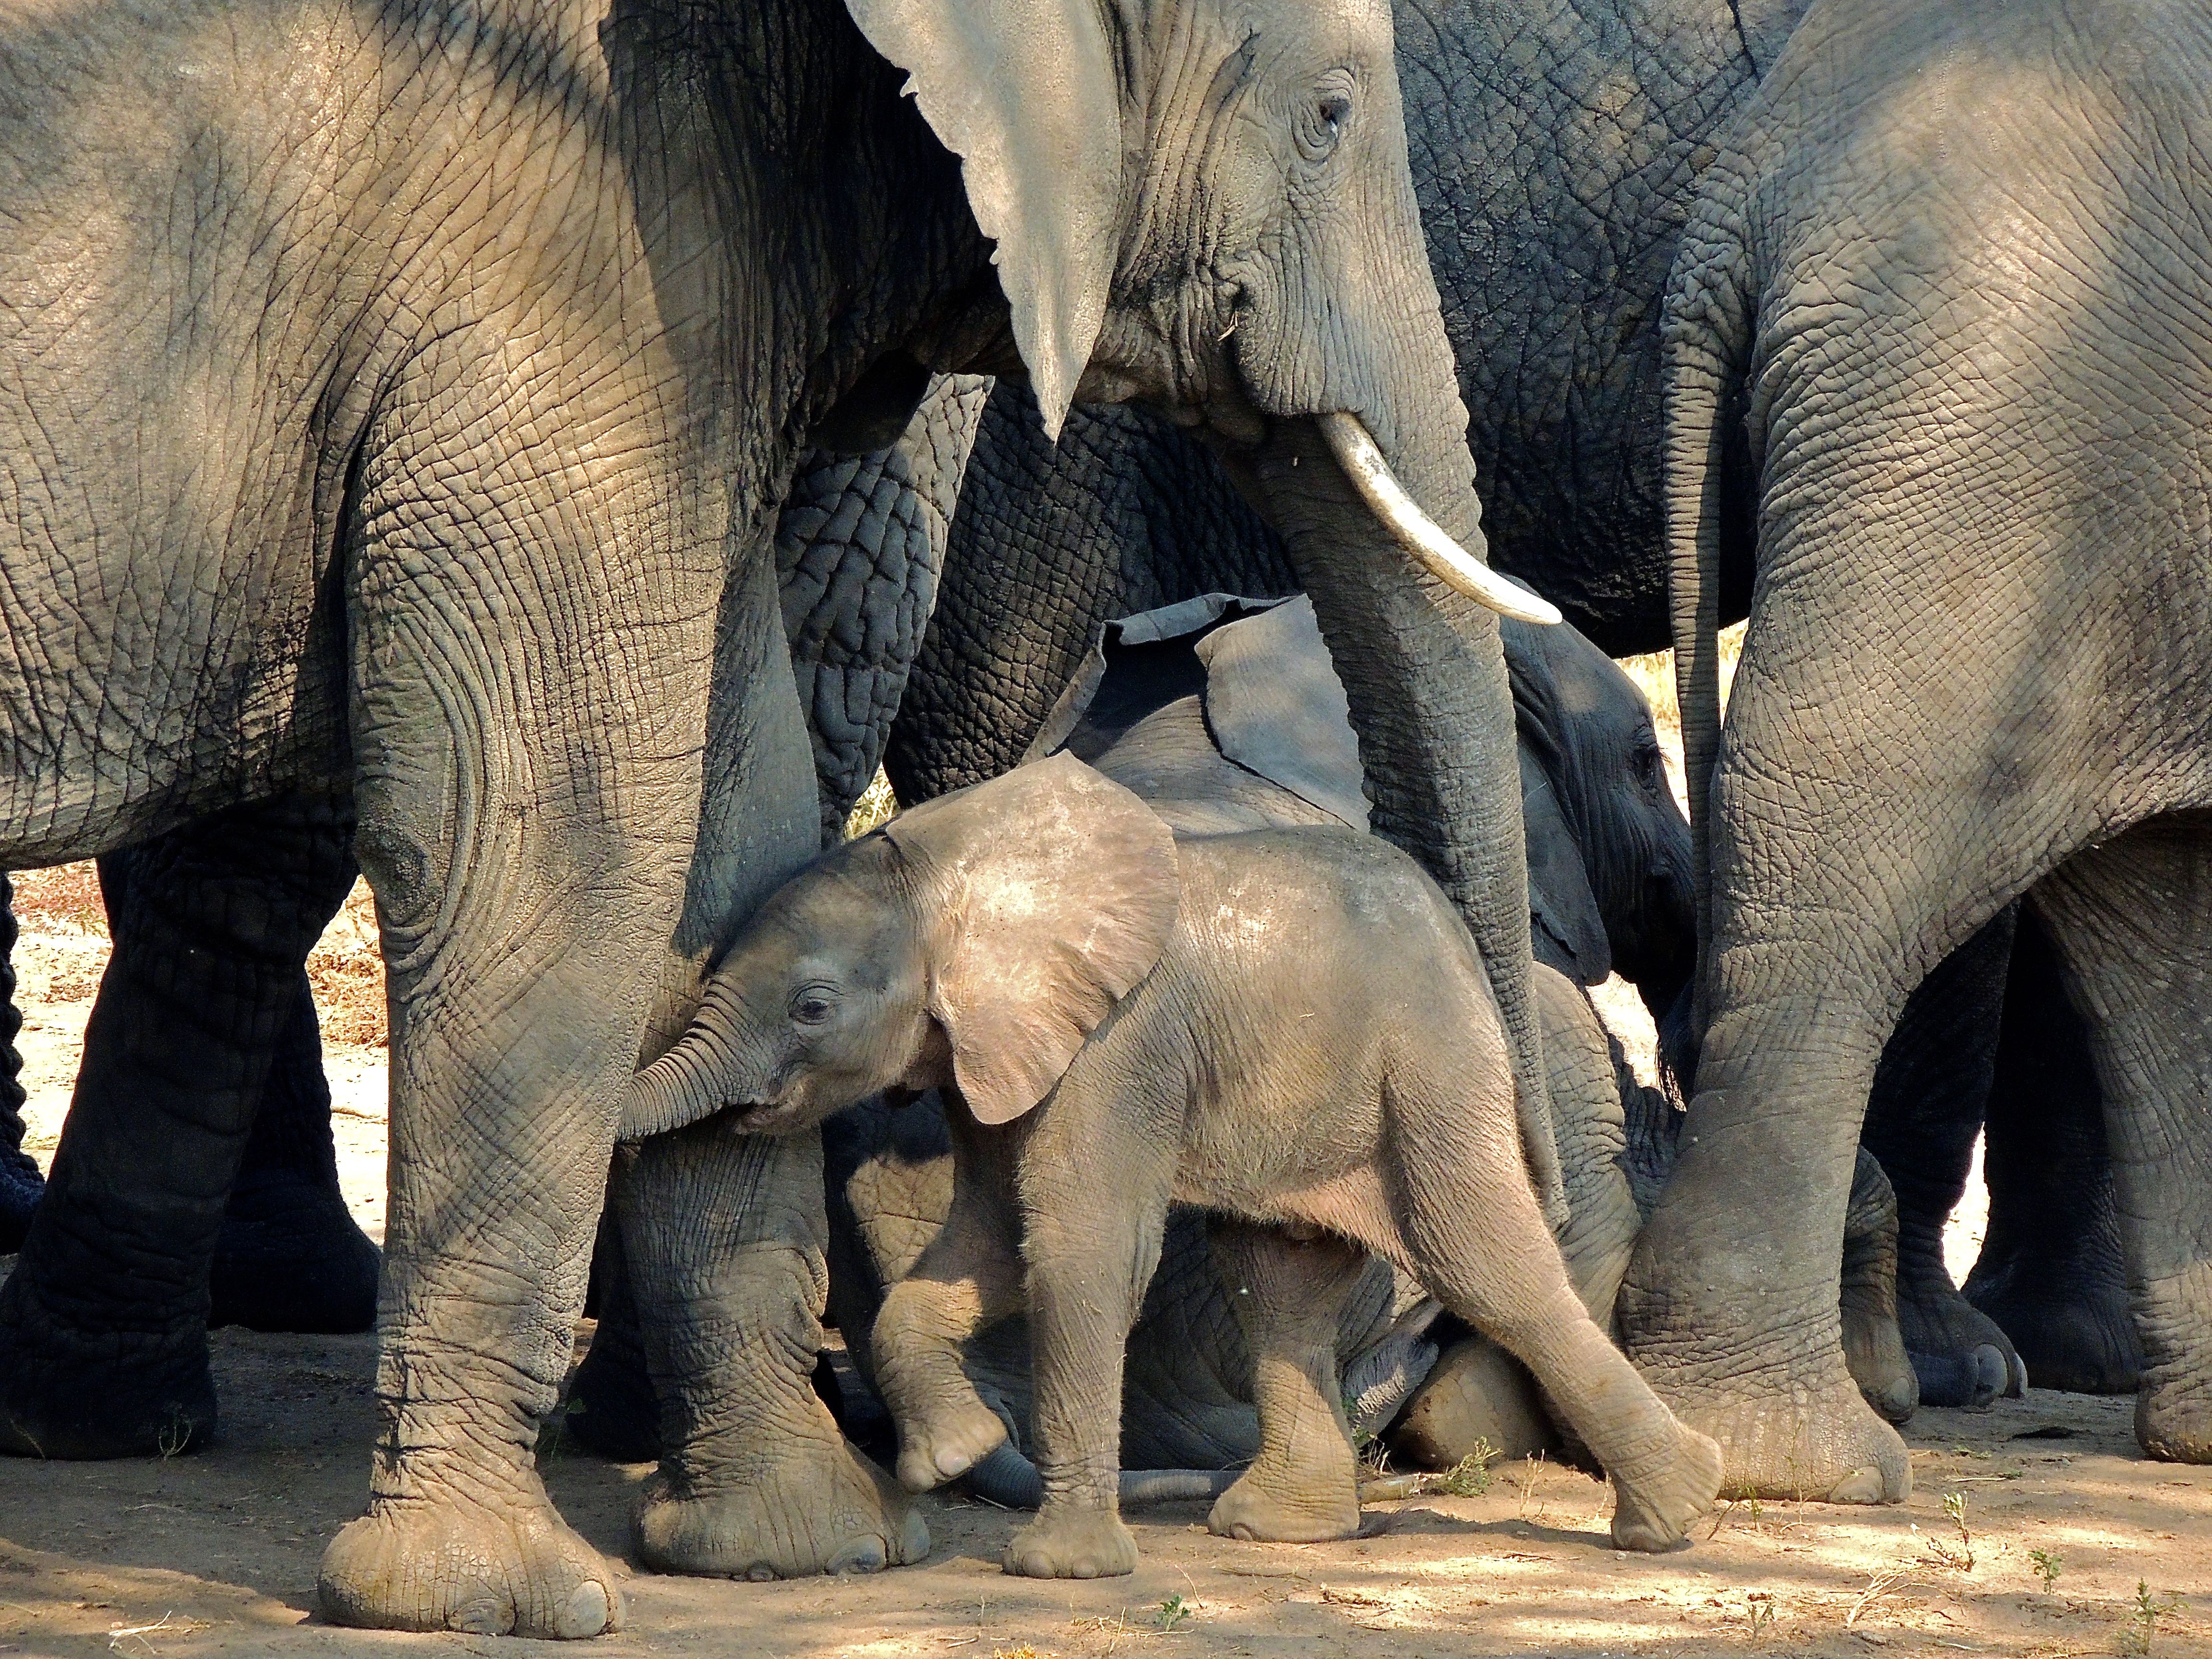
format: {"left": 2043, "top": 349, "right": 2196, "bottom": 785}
{"left": 844, "top": 768, "right": 899, "bottom": 838}
{"left": 1615, "top": 619, "right": 1747, "bottom": 746}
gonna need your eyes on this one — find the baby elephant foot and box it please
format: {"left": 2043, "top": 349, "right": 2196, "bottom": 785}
{"left": 319, "top": 1490, "right": 621, "bottom": 1637}
{"left": 891, "top": 1391, "right": 1009, "bottom": 1494}
{"left": 1003, "top": 1503, "right": 1137, "bottom": 1579}
{"left": 1207, "top": 1469, "right": 1360, "bottom": 1543}
{"left": 635, "top": 1437, "right": 929, "bottom": 1579}
{"left": 1610, "top": 1423, "right": 1724, "bottom": 1553}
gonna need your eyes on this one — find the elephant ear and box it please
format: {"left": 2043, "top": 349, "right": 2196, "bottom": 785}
{"left": 842, "top": 0, "right": 1120, "bottom": 441}
{"left": 886, "top": 753, "right": 1178, "bottom": 1124}
{"left": 1520, "top": 745, "right": 1611, "bottom": 986}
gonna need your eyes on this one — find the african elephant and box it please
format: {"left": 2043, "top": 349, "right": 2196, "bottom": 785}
{"left": 623, "top": 751, "right": 1726, "bottom": 1574}
{"left": 0, "top": 0, "right": 1555, "bottom": 1636}
{"left": 1630, "top": 0, "right": 2212, "bottom": 1502}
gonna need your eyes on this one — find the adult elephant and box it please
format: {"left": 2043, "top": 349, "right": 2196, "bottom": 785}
{"left": 0, "top": 0, "right": 1551, "bottom": 1635}
{"left": 1632, "top": 0, "right": 2212, "bottom": 1501}
{"left": 885, "top": 0, "right": 2124, "bottom": 1419}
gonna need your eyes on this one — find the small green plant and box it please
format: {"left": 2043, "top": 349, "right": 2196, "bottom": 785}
{"left": 1745, "top": 1591, "right": 1775, "bottom": 1640}
{"left": 1425, "top": 1439, "right": 1500, "bottom": 1497}
{"left": 2029, "top": 1547, "right": 2064, "bottom": 1590}
{"left": 1925, "top": 1491, "right": 1974, "bottom": 1571}
{"left": 156, "top": 1407, "right": 193, "bottom": 1461}
{"left": 2121, "top": 1581, "right": 2184, "bottom": 1657}
{"left": 1153, "top": 1595, "right": 1192, "bottom": 1633}
{"left": 1344, "top": 1394, "right": 1375, "bottom": 1450}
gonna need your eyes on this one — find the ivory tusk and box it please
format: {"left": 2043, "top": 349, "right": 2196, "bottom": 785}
{"left": 1317, "top": 412, "right": 1563, "bottom": 626}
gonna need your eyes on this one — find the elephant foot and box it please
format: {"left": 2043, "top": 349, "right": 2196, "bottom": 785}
{"left": 633, "top": 1436, "right": 928, "bottom": 1579}
{"left": 1207, "top": 1468, "right": 1359, "bottom": 1543}
{"left": 887, "top": 1382, "right": 1009, "bottom": 1494}
{"left": 1003, "top": 1503, "right": 1136, "bottom": 1579}
{"left": 1668, "top": 1370, "right": 1911, "bottom": 1505}
{"left": 1841, "top": 1293, "right": 1920, "bottom": 1424}
{"left": 1608, "top": 1420, "right": 1723, "bottom": 1553}
{"left": 1966, "top": 1271, "right": 2139, "bottom": 1395}
{"left": 208, "top": 1169, "right": 380, "bottom": 1334}
{"left": 319, "top": 1486, "right": 621, "bottom": 1637}
{"left": 0, "top": 1291, "right": 216, "bottom": 1458}
{"left": 2136, "top": 1374, "right": 2212, "bottom": 1464}
{"left": 1898, "top": 1278, "right": 2025, "bottom": 1407}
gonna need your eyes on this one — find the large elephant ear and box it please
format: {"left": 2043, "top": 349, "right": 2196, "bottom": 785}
{"left": 1520, "top": 745, "right": 1611, "bottom": 986}
{"left": 842, "top": 0, "right": 1120, "bottom": 441}
{"left": 886, "top": 753, "right": 1178, "bottom": 1124}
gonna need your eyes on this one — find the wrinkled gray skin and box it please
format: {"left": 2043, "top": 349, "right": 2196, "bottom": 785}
{"left": 0, "top": 0, "right": 1548, "bottom": 1636}
{"left": 1633, "top": 0, "right": 2212, "bottom": 1503}
{"left": 820, "top": 596, "right": 1911, "bottom": 1498}
{"left": 623, "top": 751, "right": 1727, "bottom": 1574}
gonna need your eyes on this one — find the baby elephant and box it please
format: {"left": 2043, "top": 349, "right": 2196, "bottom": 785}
{"left": 624, "top": 752, "right": 1722, "bottom": 1576}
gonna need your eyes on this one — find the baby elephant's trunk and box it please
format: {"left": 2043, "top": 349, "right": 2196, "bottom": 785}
{"left": 961, "top": 1442, "right": 1239, "bottom": 1509}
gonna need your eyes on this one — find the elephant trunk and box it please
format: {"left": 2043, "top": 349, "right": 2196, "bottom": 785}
{"left": 961, "top": 1441, "right": 1239, "bottom": 1510}
{"left": 621, "top": 972, "right": 756, "bottom": 1141}
{"left": 1252, "top": 405, "right": 1561, "bottom": 1228}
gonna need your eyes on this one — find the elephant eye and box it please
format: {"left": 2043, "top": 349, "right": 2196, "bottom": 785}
{"left": 1295, "top": 77, "right": 1356, "bottom": 162}
{"left": 790, "top": 986, "right": 839, "bottom": 1026}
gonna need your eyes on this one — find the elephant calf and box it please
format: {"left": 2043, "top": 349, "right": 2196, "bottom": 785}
{"left": 621, "top": 752, "right": 1724, "bottom": 1576}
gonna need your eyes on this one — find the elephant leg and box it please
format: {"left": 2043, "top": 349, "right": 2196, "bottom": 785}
{"left": 870, "top": 1111, "right": 1029, "bottom": 1496}
{"left": 1000, "top": 1102, "right": 1173, "bottom": 1581}
{"left": 1839, "top": 1147, "right": 1918, "bottom": 1424}
{"left": 617, "top": 1121, "right": 927, "bottom": 1579}
{"left": 0, "top": 793, "right": 356, "bottom": 1458}
{"left": 0, "top": 874, "right": 38, "bottom": 1254}
{"left": 1204, "top": 1218, "right": 1365, "bottom": 1544}
{"left": 1387, "top": 1059, "right": 1720, "bottom": 1551}
{"left": 2029, "top": 818, "right": 2212, "bottom": 1461}
{"left": 209, "top": 900, "right": 382, "bottom": 1336}
{"left": 1859, "top": 910, "right": 2023, "bottom": 1408}
{"left": 1964, "top": 906, "right": 2141, "bottom": 1394}
{"left": 314, "top": 378, "right": 726, "bottom": 1637}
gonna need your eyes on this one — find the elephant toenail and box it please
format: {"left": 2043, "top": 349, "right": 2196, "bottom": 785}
{"left": 556, "top": 1581, "right": 611, "bottom": 1638}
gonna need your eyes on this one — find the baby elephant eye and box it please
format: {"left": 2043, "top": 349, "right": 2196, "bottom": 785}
{"left": 789, "top": 986, "right": 838, "bottom": 1025}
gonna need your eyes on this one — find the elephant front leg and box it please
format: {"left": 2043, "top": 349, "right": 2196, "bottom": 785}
{"left": 0, "top": 793, "right": 356, "bottom": 1458}
{"left": 1001, "top": 1108, "right": 1172, "bottom": 1580}
{"left": 1204, "top": 1218, "right": 1365, "bottom": 1543}
{"left": 615, "top": 1120, "right": 928, "bottom": 1579}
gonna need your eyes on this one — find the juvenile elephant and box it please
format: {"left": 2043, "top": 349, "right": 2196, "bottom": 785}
{"left": 623, "top": 752, "right": 1726, "bottom": 1574}
{"left": 0, "top": 0, "right": 1560, "bottom": 1635}
{"left": 1633, "top": 0, "right": 2212, "bottom": 1501}
{"left": 822, "top": 594, "right": 1909, "bottom": 1495}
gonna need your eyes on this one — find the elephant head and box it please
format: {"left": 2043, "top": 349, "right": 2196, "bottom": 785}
{"left": 625, "top": 755, "right": 1178, "bottom": 1138}
{"left": 821, "top": 0, "right": 1565, "bottom": 1209}
{"left": 1504, "top": 618, "right": 1695, "bottom": 1015}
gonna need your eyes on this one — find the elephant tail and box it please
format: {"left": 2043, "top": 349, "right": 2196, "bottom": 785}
{"left": 1660, "top": 171, "right": 1759, "bottom": 1058}
{"left": 960, "top": 1441, "right": 1239, "bottom": 1509}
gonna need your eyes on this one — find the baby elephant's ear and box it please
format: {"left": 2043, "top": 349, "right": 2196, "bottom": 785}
{"left": 886, "top": 753, "right": 1178, "bottom": 1125}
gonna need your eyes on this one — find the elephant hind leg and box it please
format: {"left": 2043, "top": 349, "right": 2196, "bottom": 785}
{"left": 2031, "top": 815, "right": 2212, "bottom": 1461}
{"left": 1383, "top": 1066, "right": 1721, "bottom": 1551}
{"left": 1203, "top": 1217, "right": 1365, "bottom": 1544}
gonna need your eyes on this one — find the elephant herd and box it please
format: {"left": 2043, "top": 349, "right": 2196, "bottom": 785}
{"left": 0, "top": 0, "right": 2204, "bottom": 1638}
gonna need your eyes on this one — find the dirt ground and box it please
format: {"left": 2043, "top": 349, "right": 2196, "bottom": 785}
{"left": 6, "top": 756, "right": 2193, "bottom": 1658}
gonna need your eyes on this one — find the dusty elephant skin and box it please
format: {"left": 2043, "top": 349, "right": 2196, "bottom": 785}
{"left": 625, "top": 754, "right": 1725, "bottom": 1576}
{"left": 1628, "top": 0, "right": 2212, "bottom": 1504}
{"left": 0, "top": 0, "right": 1554, "bottom": 1636}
